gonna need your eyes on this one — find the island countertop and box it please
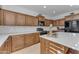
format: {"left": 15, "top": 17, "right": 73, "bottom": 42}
{"left": 40, "top": 32, "right": 79, "bottom": 51}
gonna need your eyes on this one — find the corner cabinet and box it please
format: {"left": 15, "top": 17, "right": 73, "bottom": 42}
{"left": 40, "top": 38, "right": 68, "bottom": 54}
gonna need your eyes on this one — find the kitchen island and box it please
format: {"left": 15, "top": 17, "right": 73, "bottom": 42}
{"left": 40, "top": 32, "right": 79, "bottom": 54}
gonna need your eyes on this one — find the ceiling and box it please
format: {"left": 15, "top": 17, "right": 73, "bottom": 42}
{"left": 19, "top": 5, "right": 79, "bottom": 19}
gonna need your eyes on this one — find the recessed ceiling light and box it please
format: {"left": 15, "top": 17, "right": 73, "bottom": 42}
{"left": 70, "top": 5, "right": 73, "bottom": 7}
{"left": 53, "top": 10, "right": 56, "bottom": 14}
{"left": 43, "top": 5, "right": 46, "bottom": 8}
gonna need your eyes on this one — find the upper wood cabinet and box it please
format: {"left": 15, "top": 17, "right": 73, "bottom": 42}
{"left": 73, "top": 14, "right": 79, "bottom": 20}
{"left": 25, "top": 15, "right": 38, "bottom": 26}
{"left": 3, "top": 10, "right": 16, "bottom": 25}
{"left": 0, "top": 9, "right": 4, "bottom": 25}
{"left": 45, "top": 20, "right": 54, "bottom": 26}
{"left": 16, "top": 13, "right": 26, "bottom": 26}
{"left": 27, "top": 16, "right": 34, "bottom": 26}
{"left": 32, "top": 17, "right": 38, "bottom": 26}
{"left": 59, "top": 20, "right": 65, "bottom": 26}
{"left": 36, "top": 15, "right": 45, "bottom": 21}
{"left": 65, "top": 14, "right": 79, "bottom": 21}
{"left": 53, "top": 19, "right": 65, "bottom": 26}
{"left": 0, "top": 9, "right": 39, "bottom": 26}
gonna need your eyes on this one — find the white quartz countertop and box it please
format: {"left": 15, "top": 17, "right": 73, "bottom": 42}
{"left": 40, "top": 32, "right": 79, "bottom": 51}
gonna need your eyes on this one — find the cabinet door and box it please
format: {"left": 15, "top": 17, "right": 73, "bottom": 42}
{"left": 24, "top": 33, "right": 34, "bottom": 47}
{"left": 25, "top": 15, "right": 28, "bottom": 26}
{"left": 45, "top": 20, "right": 53, "bottom": 26}
{"left": 33, "top": 33, "right": 40, "bottom": 44}
{"left": 32, "top": 17, "right": 38, "bottom": 26}
{"left": 0, "top": 37, "right": 12, "bottom": 54}
{"left": 4, "top": 10, "right": 16, "bottom": 25}
{"left": 40, "top": 38, "right": 49, "bottom": 54}
{"left": 16, "top": 13, "right": 26, "bottom": 26}
{"left": 12, "top": 35, "right": 24, "bottom": 52}
{"left": 73, "top": 15, "right": 79, "bottom": 20}
{"left": 27, "top": 16, "right": 34, "bottom": 26}
{"left": 0, "top": 9, "right": 4, "bottom": 25}
{"left": 59, "top": 20, "right": 64, "bottom": 26}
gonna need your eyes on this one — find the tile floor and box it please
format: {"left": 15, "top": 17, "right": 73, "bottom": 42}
{"left": 12, "top": 43, "right": 40, "bottom": 54}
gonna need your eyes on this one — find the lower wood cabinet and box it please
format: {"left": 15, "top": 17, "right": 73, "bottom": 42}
{"left": 0, "top": 37, "right": 12, "bottom": 54}
{"left": 40, "top": 38, "right": 68, "bottom": 54}
{"left": 34, "top": 33, "right": 40, "bottom": 43}
{"left": 11, "top": 35, "right": 25, "bottom": 52}
{"left": 24, "top": 33, "right": 40, "bottom": 47}
{"left": 24, "top": 34, "right": 35, "bottom": 47}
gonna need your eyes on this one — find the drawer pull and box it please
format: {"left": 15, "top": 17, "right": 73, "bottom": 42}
{"left": 48, "top": 50, "right": 56, "bottom": 54}
{"left": 49, "top": 43, "right": 64, "bottom": 51}
{"left": 49, "top": 46, "right": 63, "bottom": 54}
{"left": 57, "top": 50, "right": 63, "bottom": 54}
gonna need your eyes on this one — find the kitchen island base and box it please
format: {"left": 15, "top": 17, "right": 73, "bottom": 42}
{"left": 40, "top": 38, "right": 69, "bottom": 54}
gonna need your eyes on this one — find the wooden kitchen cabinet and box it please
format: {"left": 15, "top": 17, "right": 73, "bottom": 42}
{"left": 40, "top": 38, "right": 48, "bottom": 54}
{"left": 3, "top": 10, "right": 16, "bottom": 25}
{"left": 45, "top": 20, "right": 54, "bottom": 26}
{"left": 36, "top": 15, "right": 45, "bottom": 21}
{"left": 40, "top": 38, "right": 68, "bottom": 54}
{"left": 11, "top": 35, "right": 25, "bottom": 52}
{"left": 0, "top": 32, "right": 40, "bottom": 53}
{"left": 24, "top": 34, "right": 34, "bottom": 47}
{"left": 32, "top": 17, "right": 38, "bottom": 26}
{"left": 16, "top": 13, "right": 26, "bottom": 26}
{"left": 0, "top": 9, "right": 4, "bottom": 25}
{"left": 65, "top": 14, "right": 79, "bottom": 21}
{"left": 0, "top": 37, "right": 12, "bottom": 54}
{"left": 25, "top": 15, "right": 28, "bottom": 26}
{"left": 24, "top": 33, "right": 40, "bottom": 47}
{"left": 33, "top": 33, "right": 40, "bottom": 44}
{"left": 25, "top": 15, "right": 38, "bottom": 26}
{"left": 59, "top": 19, "right": 65, "bottom": 26}
{"left": 27, "top": 16, "right": 34, "bottom": 26}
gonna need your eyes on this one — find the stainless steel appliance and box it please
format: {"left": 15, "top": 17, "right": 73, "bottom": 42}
{"left": 64, "top": 20, "right": 79, "bottom": 32}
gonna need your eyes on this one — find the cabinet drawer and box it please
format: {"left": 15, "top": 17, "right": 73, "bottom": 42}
{"left": 47, "top": 47, "right": 57, "bottom": 54}
{"left": 48, "top": 46, "right": 64, "bottom": 54}
{"left": 49, "top": 41, "right": 64, "bottom": 51}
